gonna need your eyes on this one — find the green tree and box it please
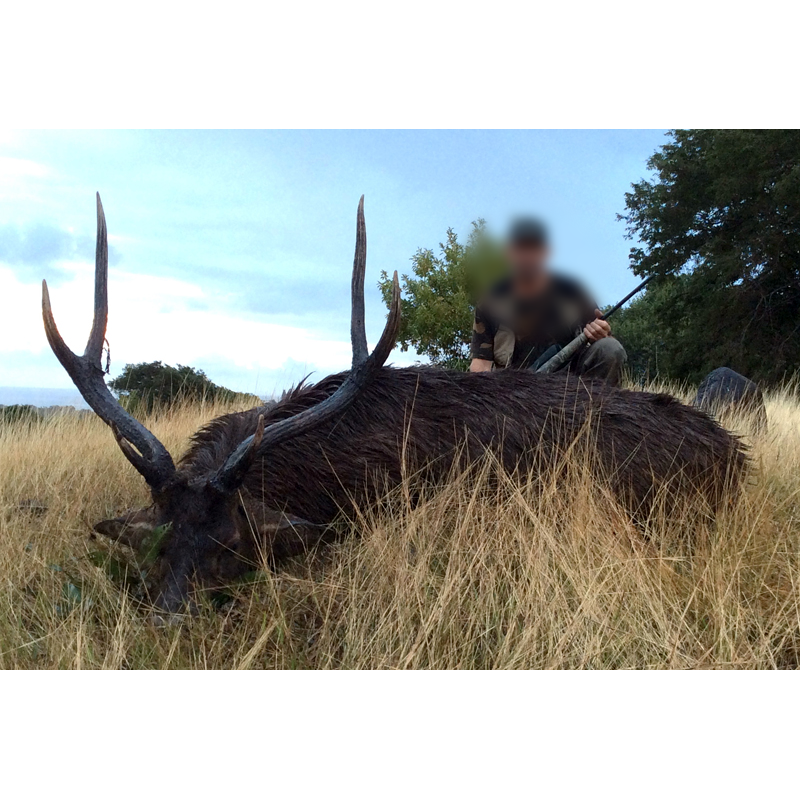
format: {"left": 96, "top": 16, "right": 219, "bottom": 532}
{"left": 608, "top": 277, "right": 692, "bottom": 383}
{"left": 378, "top": 221, "right": 506, "bottom": 370}
{"left": 108, "top": 361, "right": 254, "bottom": 413}
{"left": 619, "top": 129, "right": 800, "bottom": 384}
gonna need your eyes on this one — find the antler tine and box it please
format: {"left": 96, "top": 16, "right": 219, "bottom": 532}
{"left": 42, "top": 194, "right": 176, "bottom": 490}
{"left": 357, "top": 269, "right": 400, "bottom": 377}
{"left": 213, "top": 197, "right": 401, "bottom": 491}
{"left": 350, "top": 195, "right": 368, "bottom": 367}
{"left": 85, "top": 193, "right": 108, "bottom": 363}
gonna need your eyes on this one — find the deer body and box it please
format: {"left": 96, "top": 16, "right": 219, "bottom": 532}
{"left": 184, "top": 367, "right": 744, "bottom": 532}
{"left": 45, "top": 195, "right": 747, "bottom": 612}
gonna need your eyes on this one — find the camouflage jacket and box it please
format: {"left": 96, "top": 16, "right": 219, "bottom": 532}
{"left": 470, "top": 274, "right": 597, "bottom": 369}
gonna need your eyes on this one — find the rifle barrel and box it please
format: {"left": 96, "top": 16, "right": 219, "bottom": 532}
{"left": 600, "top": 275, "right": 653, "bottom": 321}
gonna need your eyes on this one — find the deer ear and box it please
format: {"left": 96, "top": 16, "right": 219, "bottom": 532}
{"left": 254, "top": 510, "right": 330, "bottom": 560}
{"left": 94, "top": 508, "right": 157, "bottom": 550}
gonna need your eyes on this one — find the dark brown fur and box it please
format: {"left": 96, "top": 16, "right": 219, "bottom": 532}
{"left": 189, "top": 366, "right": 745, "bottom": 521}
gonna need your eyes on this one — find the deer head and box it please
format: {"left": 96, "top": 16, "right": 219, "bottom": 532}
{"left": 44, "top": 194, "right": 400, "bottom": 613}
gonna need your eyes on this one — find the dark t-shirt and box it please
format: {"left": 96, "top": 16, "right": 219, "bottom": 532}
{"left": 471, "top": 274, "right": 597, "bottom": 369}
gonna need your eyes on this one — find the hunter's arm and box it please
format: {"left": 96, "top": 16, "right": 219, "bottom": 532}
{"left": 470, "top": 303, "right": 496, "bottom": 372}
{"left": 576, "top": 283, "right": 611, "bottom": 342}
{"left": 470, "top": 358, "right": 493, "bottom": 373}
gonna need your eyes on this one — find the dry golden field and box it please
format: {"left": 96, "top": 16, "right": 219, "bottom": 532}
{"left": 1, "top": 381, "right": 798, "bottom": 669}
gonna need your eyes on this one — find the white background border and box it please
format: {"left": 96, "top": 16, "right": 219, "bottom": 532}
{"left": 3, "top": 0, "right": 799, "bottom": 795}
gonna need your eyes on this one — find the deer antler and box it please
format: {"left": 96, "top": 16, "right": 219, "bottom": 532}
{"left": 42, "top": 193, "right": 176, "bottom": 490}
{"left": 213, "top": 195, "right": 401, "bottom": 490}
{"left": 350, "top": 195, "right": 369, "bottom": 366}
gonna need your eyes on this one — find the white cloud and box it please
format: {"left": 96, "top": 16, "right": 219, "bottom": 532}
{"left": 0, "top": 262, "right": 416, "bottom": 393}
{"left": 0, "top": 156, "right": 48, "bottom": 179}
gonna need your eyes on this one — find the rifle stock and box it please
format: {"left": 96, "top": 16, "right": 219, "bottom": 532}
{"left": 536, "top": 332, "right": 588, "bottom": 373}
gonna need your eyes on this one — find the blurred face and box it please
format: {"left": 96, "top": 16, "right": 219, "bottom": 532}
{"left": 507, "top": 241, "right": 549, "bottom": 283}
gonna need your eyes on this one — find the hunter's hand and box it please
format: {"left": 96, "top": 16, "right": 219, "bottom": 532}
{"left": 584, "top": 309, "right": 611, "bottom": 343}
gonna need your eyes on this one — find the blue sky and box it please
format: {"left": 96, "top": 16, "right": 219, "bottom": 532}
{"left": 0, "top": 130, "right": 666, "bottom": 400}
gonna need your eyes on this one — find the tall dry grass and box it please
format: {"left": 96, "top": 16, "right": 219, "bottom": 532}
{"left": 1, "top": 383, "right": 799, "bottom": 669}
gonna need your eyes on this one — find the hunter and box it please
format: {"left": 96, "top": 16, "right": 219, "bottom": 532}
{"left": 469, "top": 217, "right": 627, "bottom": 385}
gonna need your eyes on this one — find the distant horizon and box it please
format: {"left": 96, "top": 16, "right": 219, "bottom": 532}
{"left": 0, "top": 386, "right": 89, "bottom": 409}
{"left": 0, "top": 385, "right": 277, "bottom": 409}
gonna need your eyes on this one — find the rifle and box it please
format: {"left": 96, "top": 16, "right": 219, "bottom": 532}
{"left": 535, "top": 275, "right": 653, "bottom": 374}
